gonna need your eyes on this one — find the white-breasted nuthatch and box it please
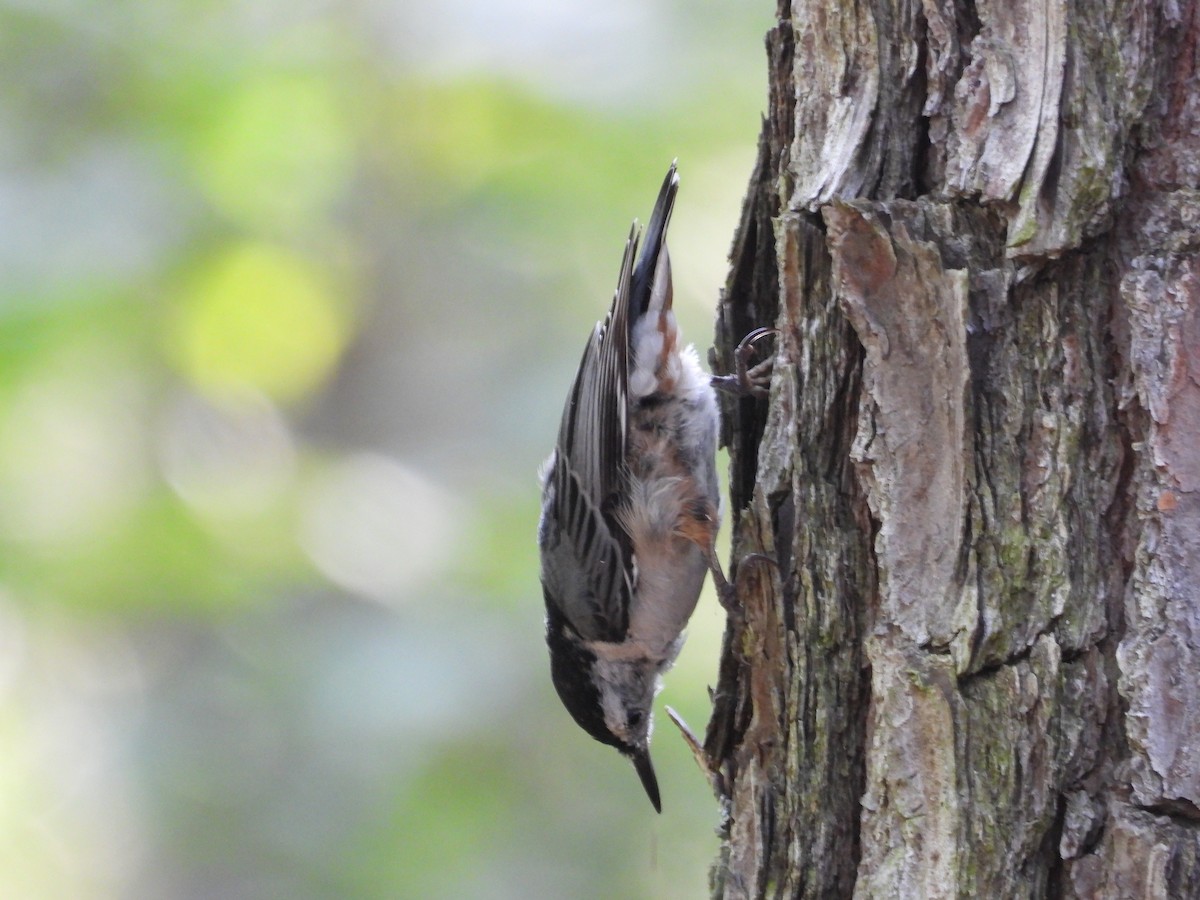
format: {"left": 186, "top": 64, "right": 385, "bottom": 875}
{"left": 538, "top": 163, "right": 768, "bottom": 811}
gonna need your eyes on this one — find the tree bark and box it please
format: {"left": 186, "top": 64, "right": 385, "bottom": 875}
{"left": 705, "top": 1, "right": 1200, "bottom": 897}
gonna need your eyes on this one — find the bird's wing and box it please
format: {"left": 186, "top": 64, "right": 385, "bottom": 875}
{"left": 541, "top": 226, "right": 640, "bottom": 642}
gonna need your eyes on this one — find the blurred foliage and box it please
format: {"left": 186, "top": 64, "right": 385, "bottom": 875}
{"left": 0, "top": 0, "right": 769, "bottom": 897}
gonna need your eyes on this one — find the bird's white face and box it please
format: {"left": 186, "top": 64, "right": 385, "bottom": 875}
{"left": 593, "top": 657, "right": 658, "bottom": 747}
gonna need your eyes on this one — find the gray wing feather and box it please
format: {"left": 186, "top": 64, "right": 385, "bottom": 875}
{"left": 541, "top": 226, "right": 640, "bottom": 641}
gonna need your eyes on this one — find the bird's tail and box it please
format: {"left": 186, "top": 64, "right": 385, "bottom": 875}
{"left": 627, "top": 162, "right": 682, "bottom": 399}
{"left": 629, "top": 161, "right": 679, "bottom": 324}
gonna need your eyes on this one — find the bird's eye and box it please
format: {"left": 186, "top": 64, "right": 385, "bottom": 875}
{"left": 628, "top": 710, "right": 643, "bottom": 728}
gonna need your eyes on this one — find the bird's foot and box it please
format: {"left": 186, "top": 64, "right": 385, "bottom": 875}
{"left": 710, "top": 328, "right": 777, "bottom": 398}
{"left": 707, "top": 550, "right": 779, "bottom": 619}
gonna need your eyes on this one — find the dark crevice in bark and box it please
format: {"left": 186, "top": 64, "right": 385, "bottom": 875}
{"left": 769, "top": 491, "right": 797, "bottom": 635}
{"left": 1133, "top": 799, "right": 1200, "bottom": 824}
{"left": 957, "top": 0, "right": 982, "bottom": 46}
{"left": 824, "top": 337, "right": 862, "bottom": 486}
{"left": 911, "top": 8, "right": 936, "bottom": 198}
{"left": 765, "top": 13, "right": 795, "bottom": 189}
{"left": 717, "top": 130, "right": 779, "bottom": 514}
{"left": 706, "top": 601, "right": 756, "bottom": 770}
{"left": 955, "top": 637, "right": 1036, "bottom": 683}
{"left": 840, "top": 344, "right": 872, "bottom": 896}
{"left": 1057, "top": 641, "right": 1093, "bottom": 666}
{"left": 1043, "top": 791, "right": 1070, "bottom": 897}
{"left": 1033, "top": 106, "right": 1069, "bottom": 230}
{"left": 758, "top": 792, "right": 777, "bottom": 900}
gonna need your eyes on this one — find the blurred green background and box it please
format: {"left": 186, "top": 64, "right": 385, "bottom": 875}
{"left": 0, "top": 1, "right": 769, "bottom": 897}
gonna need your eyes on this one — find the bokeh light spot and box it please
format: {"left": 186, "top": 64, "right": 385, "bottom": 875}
{"left": 171, "top": 243, "right": 349, "bottom": 404}
{"left": 158, "top": 390, "right": 296, "bottom": 519}
{"left": 193, "top": 74, "right": 352, "bottom": 229}
{"left": 299, "top": 453, "right": 461, "bottom": 602}
{"left": 0, "top": 348, "right": 147, "bottom": 545}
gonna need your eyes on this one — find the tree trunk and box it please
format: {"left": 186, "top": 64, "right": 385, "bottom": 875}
{"left": 705, "top": 1, "right": 1200, "bottom": 897}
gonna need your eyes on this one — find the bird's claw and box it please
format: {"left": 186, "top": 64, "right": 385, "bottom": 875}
{"left": 711, "top": 327, "right": 778, "bottom": 398}
{"left": 708, "top": 550, "right": 779, "bottom": 620}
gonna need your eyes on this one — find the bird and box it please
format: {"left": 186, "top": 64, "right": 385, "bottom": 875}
{"left": 537, "top": 162, "right": 770, "bottom": 811}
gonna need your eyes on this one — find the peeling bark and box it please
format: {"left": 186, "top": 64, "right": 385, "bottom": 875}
{"left": 705, "top": 1, "right": 1200, "bottom": 897}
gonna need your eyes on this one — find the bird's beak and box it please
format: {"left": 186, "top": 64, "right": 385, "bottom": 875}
{"left": 630, "top": 747, "right": 661, "bottom": 813}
